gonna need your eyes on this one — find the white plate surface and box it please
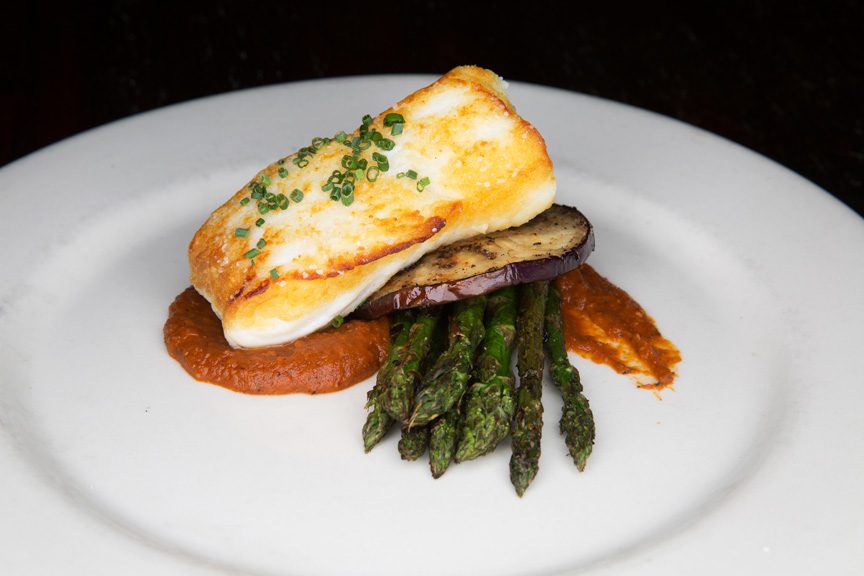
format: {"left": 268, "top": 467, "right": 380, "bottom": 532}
{"left": 1, "top": 76, "right": 862, "bottom": 576}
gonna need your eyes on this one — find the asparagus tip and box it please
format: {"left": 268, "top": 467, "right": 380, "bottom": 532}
{"left": 574, "top": 451, "right": 589, "bottom": 472}
{"left": 430, "top": 463, "right": 449, "bottom": 479}
{"left": 453, "top": 445, "right": 476, "bottom": 463}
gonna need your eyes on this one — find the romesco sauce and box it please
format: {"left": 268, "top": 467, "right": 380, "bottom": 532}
{"left": 164, "top": 287, "right": 390, "bottom": 394}
{"left": 555, "top": 265, "right": 681, "bottom": 391}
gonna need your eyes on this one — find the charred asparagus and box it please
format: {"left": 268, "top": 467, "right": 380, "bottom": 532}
{"left": 545, "top": 283, "right": 595, "bottom": 470}
{"left": 398, "top": 426, "right": 430, "bottom": 460}
{"left": 455, "top": 287, "right": 518, "bottom": 462}
{"left": 510, "top": 281, "right": 549, "bottom": 496}
{"left": 429, "top": 404, "right": 461, "bottom": 478}
{"left": 380, "top": 308, "right": 443, "bottom": 423}
{"left": 408, "top": 297, "right": 486, "bottom": 427}
{"left": 362, "top": 311, "right": 414, "bottom": 452}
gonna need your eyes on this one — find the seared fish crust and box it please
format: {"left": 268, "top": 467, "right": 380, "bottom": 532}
{"left": 189, "top": 66, "right": 556, "bottom": 347}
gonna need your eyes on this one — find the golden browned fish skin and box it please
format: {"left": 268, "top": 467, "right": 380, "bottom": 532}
{"left": 189, "top": 66, "right": 556, "bottom": 347}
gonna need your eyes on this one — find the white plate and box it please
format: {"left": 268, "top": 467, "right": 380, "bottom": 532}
{"left": 1, "top": 76, "right": 862, "bottom": 576}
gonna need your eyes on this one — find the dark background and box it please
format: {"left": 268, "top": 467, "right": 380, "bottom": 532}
{"left": 2, "top": 0, "right": 862, "bottom": 217}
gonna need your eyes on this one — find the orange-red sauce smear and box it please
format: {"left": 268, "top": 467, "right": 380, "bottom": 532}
{"left": 164, "top": 287, "right": 390, "bottom": 395}
{"left": 555, "top": 265, "right": 681, "bottom": 391}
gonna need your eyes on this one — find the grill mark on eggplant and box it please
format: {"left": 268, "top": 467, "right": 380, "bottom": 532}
{"left": 356, "top": 205, "right": 594, "bottom": 319}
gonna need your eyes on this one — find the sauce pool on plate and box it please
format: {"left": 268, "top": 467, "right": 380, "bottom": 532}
{"left": 164, "top": 287, "right": 390, "bottom": 394}
{"left": 555, "top": 265, "right": 681, "bottom": 391}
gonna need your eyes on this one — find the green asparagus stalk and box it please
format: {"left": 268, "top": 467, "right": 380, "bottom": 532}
{"left": 398, "top": 425, "right": 430, "bottom": 460}
{"left": 510, "top": 281, "right": 549, "bottom": 496}
{"left": 455, "top": 287, "right": 518, "bottom": 462}
{"left": 362, "top": 311, "right": 415, "bottom": 452}
{"left": 380, "top": 308, "right": 443, "bottom": 423}
{"left": 408, "top": 297, "right": 487, "bottom": 428}
{"left": 396, "top": 313, "right": 446, "bottom": 460}
{"left": 429, "top": 403, "right": 460, "bottom": 478}
{"left": 545, "top": 284, "right": 595, "bottom": 471}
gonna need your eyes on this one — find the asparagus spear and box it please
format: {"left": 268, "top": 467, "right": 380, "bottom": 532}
{"left": 545, "top": 283, "right": 595, "bottom": 471}
{"left": 429, "top": 403, "right": 460, "bottom": 478}
{"left": 510, "top": 281, "right": 549, "bottom": 497}
{"left": 362, "top": 311, "right": 415, "bottom": 452}
{"left": 399, "top": 425, "right": 430, "bottom": 460}
{"left": 380, "top": 308, "right": 443, "bottom": 423}
{"left": 455, "top": 287, "right": 518, "bottom": 462}
{"left": 408, "top": 297, "right": 487, "bottom": 428}
{"left": 397, "top": 312, "right": 446, "bottom": 460}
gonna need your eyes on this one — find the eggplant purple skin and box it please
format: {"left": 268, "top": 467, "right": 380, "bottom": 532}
{"left": 355, "top": 215, "right": 594, "bottom": 320}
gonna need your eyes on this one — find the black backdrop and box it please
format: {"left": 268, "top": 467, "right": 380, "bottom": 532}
{"left": 3, "top": 0, "right": 862, "bottom": 217}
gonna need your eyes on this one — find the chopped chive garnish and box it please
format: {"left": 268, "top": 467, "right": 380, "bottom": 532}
{"left": 259, "top": 174, "right": 272, "bottom": 186}
{"left": 383, "top": 113, "right": 405, "bottom": 126}
{"left": 265, "top": 192, "right": 275, "bottom": 201}
{"left": 244, "top": 248, "right": 260, "bottom": 259}
{"left": 257, "top": 238, "right": 266, "bottom": 249}
{"left": 282, "top": 112, "right": 407, "bottom": 209}
{"left": 251, "top": 190, "right": 264, "bottom": 200}
{"left": 255, "top": 218, "right": 265, "bottom": 227}
{"left": 417, "top": 176, "right": 431, "bottom": 191}
{"left": 234, "top": 227, "right": 250, "bottom": 237}
{"left": 277, "top": 158, "right": 285, "bottom": 165}
{"left": 331, "top": 315, "right": 345, "bottom": 328}
{"left": 258, "top": 203, "right": 270, "bottom": 214}
{"left": 270, "top": 268, "right": 279, "bottom": 279}
{"left": 240, "top": 197, "right": 250, "bottom": 206}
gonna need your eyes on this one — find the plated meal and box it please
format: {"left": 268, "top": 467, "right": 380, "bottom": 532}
{"left": 164, "top": 66, "right": 680, "bottom": 496}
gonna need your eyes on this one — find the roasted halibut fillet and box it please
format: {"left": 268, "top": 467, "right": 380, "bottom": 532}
{"left": 189, "top": 66, "right": 556, "bottom": 347}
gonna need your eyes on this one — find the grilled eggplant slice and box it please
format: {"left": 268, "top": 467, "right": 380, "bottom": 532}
{"left": 356, "top": 205, "right": 594, "bottom": 319}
